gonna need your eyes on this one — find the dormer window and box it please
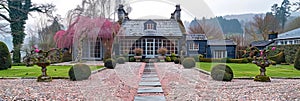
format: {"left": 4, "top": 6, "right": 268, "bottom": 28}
{"left": 147, "top": 24, "right": 154, "bottom": 30}
{"left": 144, "top": 20, "right": 156, "bottom": 30}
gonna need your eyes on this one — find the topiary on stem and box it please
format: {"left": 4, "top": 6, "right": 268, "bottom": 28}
{"left": 0, "top": 41, "right": 12, "bottom": 70}
{"left": 211, "top": 64, "right": 233, "bottom": 81}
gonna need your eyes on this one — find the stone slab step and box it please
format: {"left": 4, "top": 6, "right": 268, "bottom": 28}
{"left": 139, "top": 82, "right": 161, "bottom": 87}
{"left": 141, "top": 77, "right": 160, "bottom": 81}
{"left": 137, "top": 87, "right": 163, "bottom": 93}
{"left": 134, "top": 96, "right": 166, "bottom": 101}
{"left": 142, "top": 74, "right": 158, "bottom": 78}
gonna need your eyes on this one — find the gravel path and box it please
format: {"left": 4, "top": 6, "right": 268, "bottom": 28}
{"left": 0, "top": 62, "right": 144, "bottom": 101}
{"left": 155, "top": 63, "right": 300, "bottom": 100}
{"left": 1, "top": 62, "right": 300, "bottom": 100}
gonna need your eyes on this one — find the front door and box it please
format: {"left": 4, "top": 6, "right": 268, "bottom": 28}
{"left": 146, "top": 38, "right": 155, "bottom": 58}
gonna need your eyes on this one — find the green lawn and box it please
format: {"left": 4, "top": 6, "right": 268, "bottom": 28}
{"left": 197, "top": 62, "right": 300, "bottom": 78}
{"left": 0, "top": 65, "right": 103, "bottom": 78}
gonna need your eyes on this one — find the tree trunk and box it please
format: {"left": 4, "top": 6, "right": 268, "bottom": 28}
{"left": 11, "top": 22, "right": 26, "bottom": 63}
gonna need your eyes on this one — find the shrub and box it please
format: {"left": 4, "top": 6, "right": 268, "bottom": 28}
{"left": 157, "top": 47, "right": 168, "bottom": 56}
{"left": 193, "top": 55, "right": 199, "bottom": 62}
{"left": 210, "top": 64, "right": 233, "bottom": 81}
{"left": 182, "top": 58, "right": 196, "bottom": 68}
{"left": 174, "top": 58, "right": 180, "bottom": 64}
{"left": 165, "top": 56, "right": 172, "bottom": 62}
{"left": 104, "top": 58, "right": 116, "bottom": 69}
{"left": 129, "top": 57, "right": 136, "bottom": 62}
{"left": 269, "top": 52, "right": 285, "bottom": 64}
{"left": 0, "top": 41, "right": 12, "bottom": 70}
{"left": 117, "top": 57, "right": 126, "bottom": 64}
{"left": 294, "top": 48, "right": 300, "bottom": 70}
{"left": 170, "top": 53, "right": 177, "bottom": 62}
{"left": 62, "top": 52, "right": 72, "bottom": 62}
{"left": 68, "top": 64, "right": 91, "bottom": 81}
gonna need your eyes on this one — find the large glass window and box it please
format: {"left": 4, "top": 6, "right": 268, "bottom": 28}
{"left": 213, "top": 50, "right": 227, "bottom": 58}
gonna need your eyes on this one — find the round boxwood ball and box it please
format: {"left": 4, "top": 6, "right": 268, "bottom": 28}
{"left": 117, "top": 57, "right": 126, "bottom": 64}
{"left": 211, "top": 64, "right": 234, "bottom": 81}
{"left": 104, "top": 58, "right": 116, "bottom": 69}
{"left": 69, "top": 64, "right": 91, "bottom": 81}
{"left": 182, "top": 58, "right": 196, "bottom": 68}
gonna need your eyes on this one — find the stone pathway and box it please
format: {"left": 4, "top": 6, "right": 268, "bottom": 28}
{"left": 134, "top": 63, "right": 166, "bottom": 101}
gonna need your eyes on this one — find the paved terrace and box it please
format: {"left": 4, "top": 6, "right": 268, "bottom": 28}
{"left": 0, "top": 62, "right": 300, "bottom": 100}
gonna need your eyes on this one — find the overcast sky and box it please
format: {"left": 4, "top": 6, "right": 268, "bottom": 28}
{"left": 30, "top": 0, "right": 299, "bottom": 19}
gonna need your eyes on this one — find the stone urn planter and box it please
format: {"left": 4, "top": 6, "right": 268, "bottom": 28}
{"left": 158, "top": 56, "right": 166, "bottom": 62}
{"left": 252, "top": 49, "right": 274, "bottom": 82}
{"left": 134, "top": 48, "right": 143, "bottom": 62}
{"left": 134, "top": 56, "right": 142, "bottom": 62}
{"left": 157, "top": 47, "right": 168, "bottom": 62}
{"left": 36, "top": 62, "right": 52, "bottom": 82}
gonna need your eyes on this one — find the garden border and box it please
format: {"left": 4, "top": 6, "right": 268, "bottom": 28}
{"left": 0, "top": 67, "right": 107, "bottom": 79}
{"left": 194, "top": 66, "right": 300, "bottom": 79}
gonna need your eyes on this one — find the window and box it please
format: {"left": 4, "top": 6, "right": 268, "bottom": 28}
{"left": 213, "top": 50, "right": 227, "bottom": 58}
{"left": 146, "top": 24, "right": 154, "bottom": 30}
{"left": 189, "top": 42, "right": 199, "bottom": 51}
{"left": 144, "top": 20, "right": 156, "bottom": 30}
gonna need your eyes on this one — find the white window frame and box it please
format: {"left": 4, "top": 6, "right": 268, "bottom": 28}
{"left": 189, "top": 42, "right": 199, "bottom": 51}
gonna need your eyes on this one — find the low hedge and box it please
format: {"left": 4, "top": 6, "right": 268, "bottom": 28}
{"left": 199, "top": 58, "right": 249, "bottom": 63}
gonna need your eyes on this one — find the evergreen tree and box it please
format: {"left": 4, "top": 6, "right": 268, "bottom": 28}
{"left": 272, "top": 0, "right": 291, "bottom": 30}
{"left": 0, "top": 0, "right": 55, "bottom": 63}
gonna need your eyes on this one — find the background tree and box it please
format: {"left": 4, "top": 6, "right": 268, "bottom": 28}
{"left": 244, "top": 13, "right": 280, "bottom": 41}
{"left": 188, "top": 17, "right": 223, "bottom": 39}
{"left": 54, "top": 0, "right": 121, "bottom": 62}
{"left": 37, "top": 17, "right": 62, "bottom": 50}
{"left": 284, "top": 16, "right": 300, "bottom": 32}
{"left": 272, "top": 0, "right": 292, "bottom": 30}
{"left": 0, "top": 0, "right": 55, "bottom": 63}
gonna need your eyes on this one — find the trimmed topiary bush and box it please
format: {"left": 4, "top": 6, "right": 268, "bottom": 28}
{"left": 174, "top": 58, "right": 180, "bottom": 64}
{"left": 117, "top": 57, "right": 126, "bottom": 64}
{"left": 294, "top": 48, "right": 300, "bottom": 70}
{"left": 0, "top": 41, "right": 12, "bottom": 70}
{"left": 269, "top": 52, "right": 285, "bottom": 64}
{"left": 165, "top": 56, "right": 172, "bottom": 62}
{"left": 211, "top": 64, "right": 233, "bottom": 81}
{"left": 68, "top": 64, "right": 91, "bottom": 81}
{"left": 182, "top": 58, "right": 196, "bottom": 68}
{"left": 129, "top": 57, "right": 136, "bottom": 62}
{"left": 104, "top": 58, "right": 116, "bottom": 69}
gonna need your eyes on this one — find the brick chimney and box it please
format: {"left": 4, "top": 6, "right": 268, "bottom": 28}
{"left": 171, "top": 5, "right": 181, "bottom": 21}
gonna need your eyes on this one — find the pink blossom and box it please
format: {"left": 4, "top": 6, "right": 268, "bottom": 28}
{"left": 260, "top": 50, "right": 263, "bottom": 56}
{"left": 34, "top": 49, "right": 40, "bottom": 53}
{"left": 271, "top": 47, "right": 276, "bottom": 51}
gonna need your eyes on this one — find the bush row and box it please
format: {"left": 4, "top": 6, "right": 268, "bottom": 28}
{"left": 269, "top": 45, "right": 300, "bottom": 64}
{"left": 199, "top": 58, "right": 249, "bottom": 63}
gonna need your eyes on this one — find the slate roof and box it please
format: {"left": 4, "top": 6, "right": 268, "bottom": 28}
{"left": 277, "top": 28, "right": 300, "bottom": 40}
{"left": 207, "top": 40, "right": 236, "bottom": 46}
{"left": 119, "top": 19, "right": 184, "bottom": 37}
{"left": 250, "top": 40, "right": 274, "bottom": 47}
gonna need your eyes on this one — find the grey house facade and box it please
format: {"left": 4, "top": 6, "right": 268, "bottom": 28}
{"left": 116, "top": 5, "right": 186, "bottom": 58}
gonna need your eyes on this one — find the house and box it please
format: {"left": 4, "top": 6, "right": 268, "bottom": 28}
{"left": 186, "top": 34, "right": 237, "bottom": 58}
{"left": 250, "top": 33, "right": 278, "bottom": 50}
{"left": 115, "top": 5, "right": 185, "bottom": 58}
{"left": 275, "top": 28, "right": 300, "bottom": 45}
{"left": 79, "top": 4, "right": 238, "bottom": 60}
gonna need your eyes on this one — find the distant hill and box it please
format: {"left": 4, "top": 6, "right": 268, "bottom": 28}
{"left": 223, "top": 13, "right": 264, "bottom": 25}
